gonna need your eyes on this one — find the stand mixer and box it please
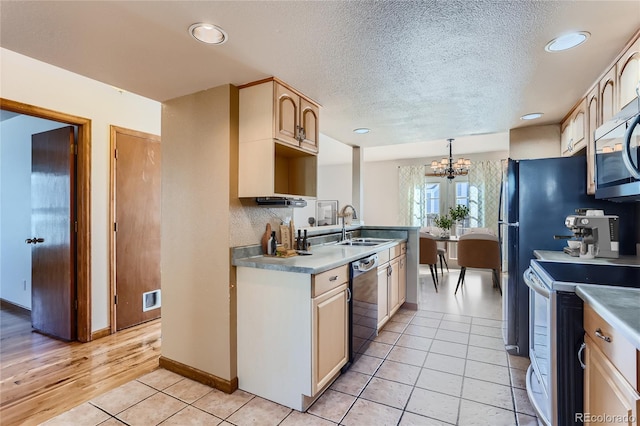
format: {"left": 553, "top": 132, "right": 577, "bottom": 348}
{"left": 564, "top": 209, "right": 620, "bottom": 258}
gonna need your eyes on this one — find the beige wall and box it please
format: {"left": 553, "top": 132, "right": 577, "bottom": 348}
{"left": 509, "top": 124, "right": 561, "bottom": 159}
{"left": 0, "top": 48, "right": 161, "bottom": 331}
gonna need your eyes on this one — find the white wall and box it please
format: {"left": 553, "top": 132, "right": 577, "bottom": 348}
{"left": 0, "top": 115, "right": 65, "bottom": 308}
{"left": 509, "top": 124, "right": 560, "bottom": 159}
{"left": 0, "top": 48, "right": 161, "bottom": 331}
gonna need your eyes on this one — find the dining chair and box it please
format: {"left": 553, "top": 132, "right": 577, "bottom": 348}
{"left": 421, "top": 227, "right": 449, "bottom": 278}
{"left": 419, "top": 232, "right": 439, "bottom": 292}
{"left": 454, "top": 233, "right": 502, "bottom": 295}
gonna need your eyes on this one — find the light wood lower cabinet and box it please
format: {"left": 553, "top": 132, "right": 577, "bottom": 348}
{"left": 377, "top": 244, "right": 407, "bottom": 330}
{"left": 377, "top": 265, "right": 389, "bottom": 330}
{"left": 388, "top": 257, "right": 400, "bottom": 317}
{"left": 584, "top": 336, "right": 639, "bottom": 425}
{"left": 398, "top": 254, "right": 407, "bottom": 305}
{"left": 312, "top": 283, "right": 348, "bottom": 394}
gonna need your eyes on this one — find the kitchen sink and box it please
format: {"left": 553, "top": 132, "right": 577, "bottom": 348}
{"left": 336, "top": 238, "right": 392, "bottom": 247}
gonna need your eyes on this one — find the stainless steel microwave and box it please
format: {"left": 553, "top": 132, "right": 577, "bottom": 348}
{"left": 594, "top": 100, "right": 640, "bottom": 202}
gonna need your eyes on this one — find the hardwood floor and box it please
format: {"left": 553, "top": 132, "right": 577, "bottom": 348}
{"left": 0, "top": 304, "right": 161, "bottom": 425}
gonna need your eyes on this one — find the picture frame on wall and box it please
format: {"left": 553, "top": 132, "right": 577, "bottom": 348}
{"left": 316, "top": 200, "right": 338, "bottom": 226}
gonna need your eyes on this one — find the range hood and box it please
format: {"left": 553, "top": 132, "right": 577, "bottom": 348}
{"left": 255, "top": 197, "right": 307, "bottom": 208}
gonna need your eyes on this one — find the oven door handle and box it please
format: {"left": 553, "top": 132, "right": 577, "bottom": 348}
{"left": 523, "top": 267, "right": 550, "bottom": 298}
{"left": 622, "top": 113, "right": 640, "bottom": 179}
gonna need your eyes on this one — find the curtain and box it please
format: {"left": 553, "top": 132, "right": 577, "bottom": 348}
{"left": 467, "top": 160, "right": 503, "bottom": 235}
{"left": 398, "top": 165, "right": 426, "bottom": 226}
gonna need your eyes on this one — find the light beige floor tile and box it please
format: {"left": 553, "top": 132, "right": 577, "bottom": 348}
{"left": 508, "top": 354, "right": 531, "bottom": 371}
{"left": 42, "top": 402, "right": 111, "bottom": 426}
{"left": 466, "top": 345, "right": 508, "bottom": 367}
{"left": 510, "top": 367, "right": 527, "bottom": 389}
{"left": 98, "top": 419, "right": 126, "bottom": 425}
{"left": 163, "top": 378, "right": 214, "bottom": 403}
{"left": 330, "top": 370, "right": 371, "bottom": 396}
{"left": 472, "top": 317, "right": 504, "bottom": 328}
{"left": 429, "top": 340, "right": 468, "bottom": 358}
{"left": 226, "top": 396, "right": 291, "bottom": 425}
{"left": 280, "top": 411, "right": 337, "bottom": 426}
{"left": 415, "top": 368, "right": 463, "bottom": 397}
{"left": 513, "top": 387, "right": 536, "bottom": 416}
{"left": 137, "top": 368, "right": 185, "bottom": 390}
{"left": 90, "top": 380, "right": 157, "bottom": 415}
{"left": 423, "top": 352, "right": 466, "bottom": 376}
{"left": 399, "top": 411, "right": 453, "bottom": 425}
{"left": 443, "top": 314, "right": 472, "bottom": 324}
{"left": 390, "top": 313, "right": 415, "bottom": 324}
{"left": 363, "top": 341, "right": 393, "bottom": 358}
{"left": 116, "top": 392, "right": 187, "bottom": 426}
{"left": 386, "top": 346, "right": 428, "bottom": 367}
{"left": 307, "top": 389, "right": 355, "bottom": 423}
{"left": 462, "top": 377, "right": 514, "bottom": 411}
{"left": 468, "top": 333, "right": 505, "bottom": 351}
{"left": 349, "top": 354, "right": 383, "bottom": 375}
{"left": 403, "top": 324, "right": 437, "bottom": 339}
{"left": 410, "top": 316, "right": 441, "bottom": 328}
{"left": 374, "top": 330, "right": 401, "bottom": 345}
{"left": 434, "top": 329, "right": 469, "bottom": 345}
{"left": 405, "top": 387, "right": 460, "bottom": 424}
{"left": 464, "top": 360, "right": 511, "bottom": 386}
{"left": 396, "top": 334, "right": 433, "bottom": 351}
{"left": 398, "top": 307, "right": 418, "bottom": 316}
{"left": 517, "top": 412, "right": 540, "bottom": 425}
{"left": 192, "top": 388, "right": 254, "bottom": 419}
{"left": 470, "top": 324, "right": 503, "bottom": 338}
{"left": 360, "top": 377, "right": 413, "bottom": 409}
{"left": 458, "top": 399, "right": 516, "bottom": 425}
{"left": 160, "top": 406, "right": 223, "bottom": 425}
{"left": 341, "top": 398, "right": 403, "bottom": 426}
{"left": 439, "top": 320, "right": 471, "bottom": 333}
{"left": 374, "top": 359, "right": 421, "bottom": 385}
{"left": 382, "top": 321, "right": 408, "bottom": 333}
{"left": 415, "top": 311, "right": 445, "bottom": 320}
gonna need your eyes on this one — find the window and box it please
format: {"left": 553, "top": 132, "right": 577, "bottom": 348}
{"left": 422, "top": 179, "right": 473, "bottom": 227}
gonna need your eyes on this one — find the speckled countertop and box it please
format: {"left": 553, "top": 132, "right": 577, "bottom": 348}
{"left": 576, "top": 286, "right": 640, "bottom": 349}
{"left": 232, "top": 239, "right": 404, "bottom": 274}
{"left": 534, "top": 250, "right": 640, "bottom": 266}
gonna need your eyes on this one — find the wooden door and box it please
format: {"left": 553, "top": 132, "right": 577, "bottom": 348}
{"left": 586, "top": 86, "right": 599, "bottom": 195}
{"left": 398, "top": 254, "right": 407, "bottom": 305}
{"left": 30, "top": 126, "right": 76, "bottom": 341}
{"left": 299, "top": 98, "right": 319, "bottom": 153}
{"left": 388, "top": 259, "right": 400, "bottom": 317}
{"left": 600, "top": 67, "right": 617, "bottom": 123}
{"left": 376, "top": 266, "right": 389, "bottom": 330}
{"left": 112, "top": 127, "right": 161, "bottom": 331}
{"left": 618, "top": 38, "right": 640, "bottom": 110}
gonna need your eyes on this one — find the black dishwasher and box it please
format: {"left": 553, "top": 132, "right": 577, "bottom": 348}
{"left": 343, "top": 253, "right": 379, "bottom": 372}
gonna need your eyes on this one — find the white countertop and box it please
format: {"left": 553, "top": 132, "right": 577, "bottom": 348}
{"left": 576, "top": 285, "right": 640, "bottom": 349}
{"left": 534, "top": 250, "right": 640, "bottom": 267}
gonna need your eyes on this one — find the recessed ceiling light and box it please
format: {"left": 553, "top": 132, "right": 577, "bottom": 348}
{"left": 521, "top": 113, "right": 544, "bottom": 120}
{"left": 545, "top": 31, "right": 590, "bottom": 52}
{"left": 189, "top": 23, "right": 228, "bottom": 45}
{"left": 353, "top": 128, "right": 370, "bottom": 134}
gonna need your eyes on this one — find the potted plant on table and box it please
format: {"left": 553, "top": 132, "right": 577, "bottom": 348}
{"left": 433, "top": 214, "right": 453, "bottom": 238}
{"left": 449, "top": 204, "right": 470, "bottom": 236}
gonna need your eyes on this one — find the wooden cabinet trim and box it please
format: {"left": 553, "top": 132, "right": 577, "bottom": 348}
{"left": 238, "top": 76, "right": 321, "bottom": 107}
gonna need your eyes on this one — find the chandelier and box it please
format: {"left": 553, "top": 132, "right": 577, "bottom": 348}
{"left": 428, "top": 138, "right": 471, "bottom": 180}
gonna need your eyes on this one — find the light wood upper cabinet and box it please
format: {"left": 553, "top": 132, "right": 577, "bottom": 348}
{"left": 238, "top": 78, "right": 319, "bottom": 198}
{"left": 561, "top": 98, "right": 587, "bottom": 156}
{"left": 586, "top": 86, "right": 600, "bottom": 195}
{"left": 600, "top": 66, "right": 618, "bottom": 124}
{"left": 618, "top": 37, "right": 640, "bottom": 110}
{"left": 274, "top": 81, "right": 319, "bottom": 153}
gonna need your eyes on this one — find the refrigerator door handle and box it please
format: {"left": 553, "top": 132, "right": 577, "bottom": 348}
{"left": 498, "top": 221, "right": 519, "bottom": 227}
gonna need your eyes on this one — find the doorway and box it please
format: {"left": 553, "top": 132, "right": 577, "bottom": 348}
{"left": 0, "top": 98, "right": 92, "bottom": 342}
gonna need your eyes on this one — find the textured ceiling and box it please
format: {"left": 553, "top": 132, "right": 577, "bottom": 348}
{"left": 1, "top": 1, "right": 639, "bottom": 158}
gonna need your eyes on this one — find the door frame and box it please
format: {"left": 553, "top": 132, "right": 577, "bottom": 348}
{"left": 109, "top": 125, "right": 161, "bottom": 333}
{"left": 1, "top": 98, "right": 92, "bottom": 342}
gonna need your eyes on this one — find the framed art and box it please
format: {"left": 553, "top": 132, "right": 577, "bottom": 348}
{"left": 316, "top": 200, "right": 338, "bottom": 226}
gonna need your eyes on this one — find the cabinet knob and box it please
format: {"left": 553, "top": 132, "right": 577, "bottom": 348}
{"left": 594, "top": 328, "right": 611, "bottom": 342}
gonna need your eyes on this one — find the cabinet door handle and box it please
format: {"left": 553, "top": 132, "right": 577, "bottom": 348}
{"left": 594, "top": 328, "right": 611, "bottom": 342}
{"left": 329, "top": 276, "right": 338, "bottom": 282}
{"left": 578, "top": 342, "right": 586, "bottom": 369}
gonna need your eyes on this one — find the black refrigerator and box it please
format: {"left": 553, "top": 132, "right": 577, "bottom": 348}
{"left": 500, "top": 156, "right": 639, "bottom": 357}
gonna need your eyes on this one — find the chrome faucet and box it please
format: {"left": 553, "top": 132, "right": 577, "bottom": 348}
{"left": 340, "top": 205, "right": 358, "bottom": 241}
